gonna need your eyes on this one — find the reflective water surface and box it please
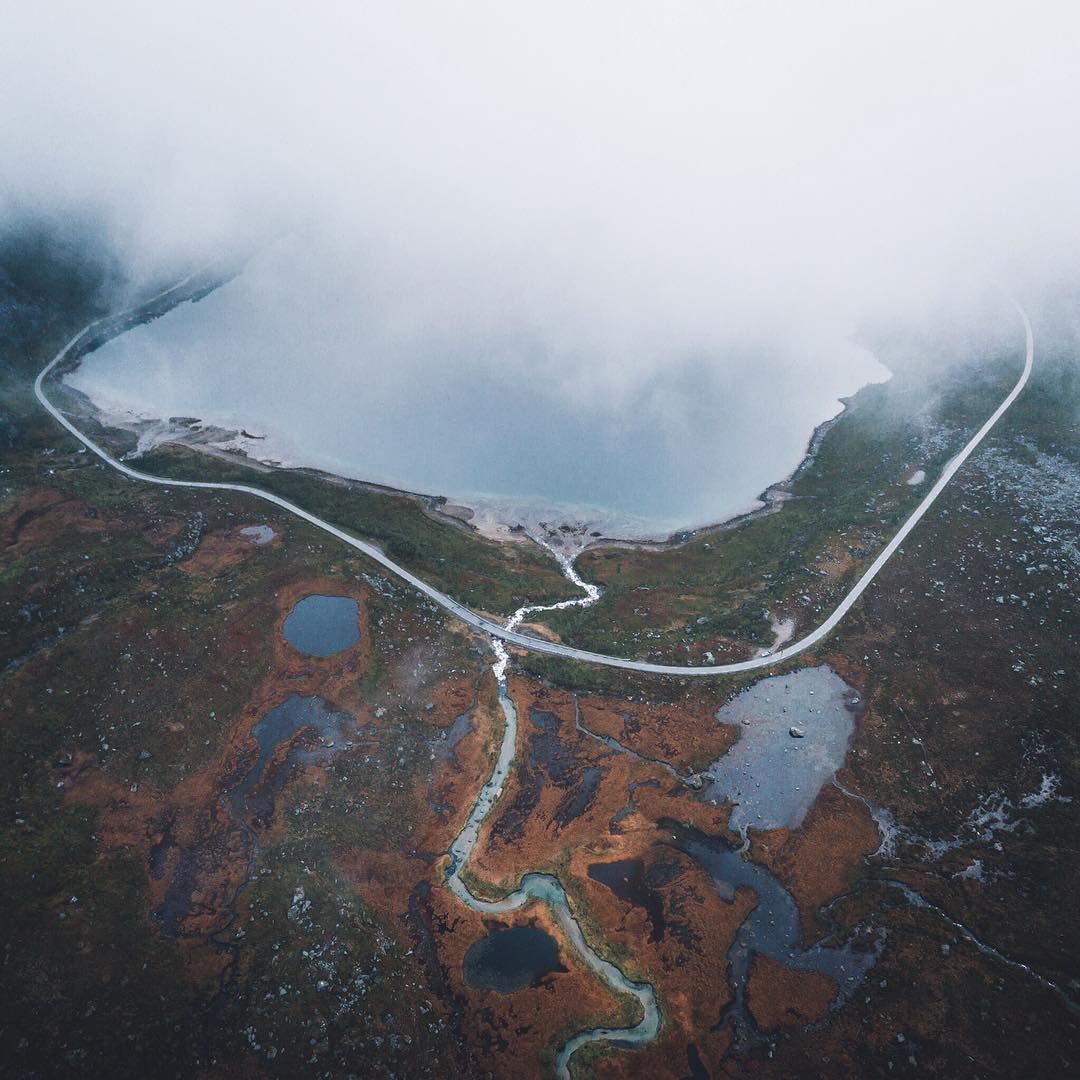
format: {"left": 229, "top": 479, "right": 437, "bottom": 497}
{"left": 281, "top": 594, "right": 360, "bottom": 658}
{"left": 703, "top": 665, "right": 860, "bottom": 836}
{"left": 462, "top": 925, "right": 566, "bottom": 993}
{"left": 69, "top": 240, "right": 888, "bottom": 537}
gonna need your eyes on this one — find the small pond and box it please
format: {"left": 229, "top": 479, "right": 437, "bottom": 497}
{"left": 240, "top": 524, "right": 276, "bottom": 544}
{"left": 231, "top": 693, "right": 355, "bottom": 815}
{"left": 282, "top": 594, "right": 360, "bottom": 657}
{"left": 462, "top": 925, "right": 565, "bottom": 993}
{"left": 587, "top": 858, "right": 667, "bottom": 943}
{"left": 703, "top": 665, "right": 860, "bottom": 836}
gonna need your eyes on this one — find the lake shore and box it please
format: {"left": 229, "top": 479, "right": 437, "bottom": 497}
{"left": 62, "top": 371, "right": 874, "bottom": 555}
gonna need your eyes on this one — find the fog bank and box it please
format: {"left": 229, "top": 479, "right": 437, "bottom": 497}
{"left": 4, "top": 5, "right": 1079, "bottom": 318}
{"left": 4, "top": 4, "right": 1079, "bottom": 527}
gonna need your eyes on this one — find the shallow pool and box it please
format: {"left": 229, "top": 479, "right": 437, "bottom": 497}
{"left": 282, "top": 594, "right": 360, "bottom": 657}
{"left": 462, "top": 925, "right": 565, "bottom": 993}
{"left": 703, "top": 665, "right": 860, "bottom": 835}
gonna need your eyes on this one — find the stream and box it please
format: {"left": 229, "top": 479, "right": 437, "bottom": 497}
{"left": 441, "top": 545, "right": 893, "bottom": 1072}
{"left": 665, "top": 821, "right": 882, "bottom": 1050}
{"left": 444, "top": 541, "right": 660, "bottom": 1079}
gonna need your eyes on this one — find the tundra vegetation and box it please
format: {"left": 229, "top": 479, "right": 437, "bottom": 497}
{"left": 2, "top": 233, "right": 1077, "bottom": 1077}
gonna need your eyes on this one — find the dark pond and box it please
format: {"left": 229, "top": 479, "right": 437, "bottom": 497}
{"left": 154, "top": 846, "right": 200, "bottom": 938}
{"left": 587, "top": 858, "right": 667, "bottom": 943}
{"left": 686, "top": 1042, "right": 709, "bottom": 1080}
{"left": 555, "top": 765, "right": 603, "bottom": 828}
{"left": 282, "top": 594, "right": 359, "bottom": 657}
{"left": 433, "top": 705, "right": 475, "bottom": 763}
{"left": 231, "top": 693, "right": 355, "bottom": 816}
{"left": 462, "top": 925, "right": 566, "bottom": 993}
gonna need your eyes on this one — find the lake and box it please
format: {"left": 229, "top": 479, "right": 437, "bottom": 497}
{"left": 69, "top": 239, "right": 889, "bottom": 539}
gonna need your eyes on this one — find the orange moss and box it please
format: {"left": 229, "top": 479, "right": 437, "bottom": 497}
{"left": 176, "top": 522, "right": 279, "bottom": 576}
{"left": 749, "top": 783, "right": 879, "bottom": 937}
{"left": 745, "top": 953, "right": 837, "bottom": 1032}
{"left": 337, "top": 848, "right": 428, "bottom": 921}
{"left": 569, "top": 830, "right": 755, "bottom": 1037}
{"left": 429, "top": 885, "right": 629, "bottom": 1077}
{"left": 1, "top": 487, "right": 173, "bottom": 551}
{"left": 577, "top": 691, "right": 738, "bottom": 773}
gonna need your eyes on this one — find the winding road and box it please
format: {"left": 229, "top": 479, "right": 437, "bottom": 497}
{"left": 31, "top": 275, "right": 1038, "bottom": 1074}
{"left": 35, "top": 278, "right": 1033, "bottom": 676}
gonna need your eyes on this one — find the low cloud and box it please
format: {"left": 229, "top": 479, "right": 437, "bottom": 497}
{"left": 5, "top": 7, "right": 1079, "bottom": 294}
{"left": 4, "top": 3, "right": 1077, "bottom": 443}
